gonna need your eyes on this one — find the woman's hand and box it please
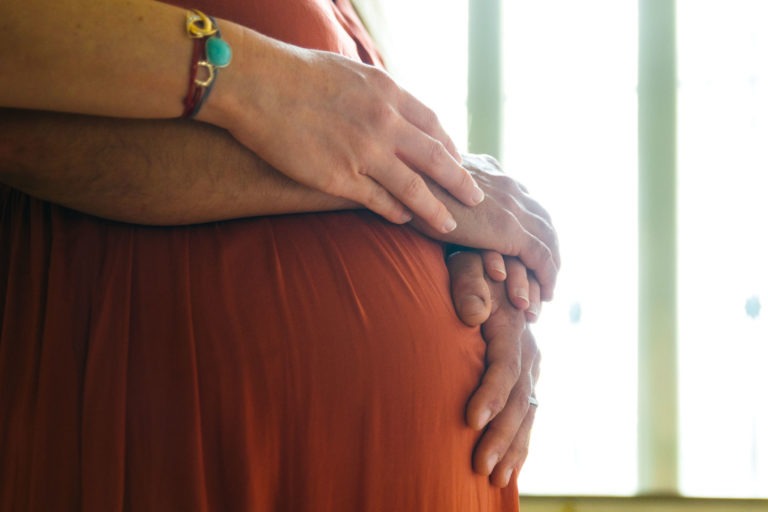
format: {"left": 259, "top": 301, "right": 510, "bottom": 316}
{"left": 207, "top": 41, "right": 484, "bottom": 234}
{"left": 448, "top": 251, "right": 541, "bottom": 486}
{"left": 412, "top": 153, "right": 560, "bottom": 300}
{"left": 1, "top": 0, "right": 482, "bottom": 234}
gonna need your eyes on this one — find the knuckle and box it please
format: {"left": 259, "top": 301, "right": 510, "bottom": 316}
{"left": 496, "top": 357, "right": 522, "bottom": 386}
{"left": 501, "top": 236, "right": 522, "bottom": 258}
{"left": 368, "top": 66, "right": 395, "bottom": 91}
{"left": 421, "top": 107, "right": 440, "bottom": 131}
{"left": 501, "top": 193, "right": 521, "bottom": 212}
{"left": 504, "top": 361, "right": 523, "bottom": 385}
{"left": 368, "top": 101, "right": 397, "bottom": 130}
{"left": 428, "top": 138, "right": 448, "bottom": 168}
{"left": 482, "top": 153, "right": 501, "bottom": 168}
{"left": 457, "top": 166, "right": 475, "bottom": 190}
{"left": 365, "top": 183, "right": 390, "bottom": 209}
{"left": 513, "top": 391, "right": 531, "bottom": 412}
{"left": 523, "top": 237, "right": 550, "bottom": 266}
{"left": 401, "top": 173, "right": 426, "bottom": 201}
{"left": 509, "top": 444, "right": 529, "bottom": 464}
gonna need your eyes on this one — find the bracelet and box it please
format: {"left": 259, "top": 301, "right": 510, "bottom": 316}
{"left": 181, "top": 9, "right": 232, "bottom": 118}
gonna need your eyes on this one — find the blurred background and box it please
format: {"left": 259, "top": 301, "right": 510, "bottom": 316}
{"left": 356, "top": 0, "right": 768, "bottom": 509}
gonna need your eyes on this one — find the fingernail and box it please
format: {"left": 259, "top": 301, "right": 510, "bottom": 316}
{"left": 512, "top": 288, "right": 529, "bottom": 310}
{"left": 443, "top": 216, "right": 457, "bottom": 233}
{"left": 401, "top": 211, "right": 413, "bottom": 223}
{"left": 471, "top": 185, "right": 485, "bottom": 205}
{"left": 486, "top": 453, "right": 500, "bottom": 472}
{"left": 503, "top": 468, "right": 513, "bottom": 487}
{"left": 491, "top": 264, "right": 506, "bottom": 280}
{"left": 477, "top": 408, "right": 493, "bottom": 429}
{"left": 526, "top": 303, "right": 540, "bottom": 322}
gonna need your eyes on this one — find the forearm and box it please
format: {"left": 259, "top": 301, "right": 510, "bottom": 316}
{"left": 0, "top": 109, "right": 354, "bottom": 225}
{"left": 1, "top": 0, "right": 206, "bottom": 118}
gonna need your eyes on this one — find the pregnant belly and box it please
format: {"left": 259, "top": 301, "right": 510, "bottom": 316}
{"left": 1, "top": 203, "right": 501, "bottom": 510}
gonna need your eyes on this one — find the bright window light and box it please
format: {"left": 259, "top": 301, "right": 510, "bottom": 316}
{"left": 368, "top": 0, "right": 469, "bottom": 147}
{"left": 677, "top": 0, "right": 768, "bottom": 498}
{"left": 501, "top": 1, "right": 639, "bottom": 495}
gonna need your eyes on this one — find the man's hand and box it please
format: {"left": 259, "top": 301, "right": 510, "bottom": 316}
{"left": 480, "top": 252, "right": 542, "bottom": 323}
{"left": 412, "top": 153, "right": 560, "bottom": 300}
{"left": 448, "top": 251, "right": 541, "bottom": 487}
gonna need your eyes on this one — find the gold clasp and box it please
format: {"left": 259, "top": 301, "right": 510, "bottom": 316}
{"left": 186, "top": 9, "right": 217, "bottom": 38}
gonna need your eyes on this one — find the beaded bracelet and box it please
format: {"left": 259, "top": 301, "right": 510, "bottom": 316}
{"left": 182, "top": 9, "right": 232, "bottom": 118}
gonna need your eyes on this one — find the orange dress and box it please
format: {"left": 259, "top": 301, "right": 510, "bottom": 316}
{"left": 0, "top": 1, "right": 520, "bottom": 510}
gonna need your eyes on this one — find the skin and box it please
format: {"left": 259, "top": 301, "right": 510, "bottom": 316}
{"left": 0, "top": 110, "right": 559, "bottom": 298}
{"left": 0, "top": 0, "right": 482, "bottom": 234}
{"left": 0, "top": 108, "right": 551, "bottom": 486}
{"left": 0, "top": 0, "right": 561, "bottom": 286}
{"left": 449, "top": 251, "right": 541, "bottom": 485}
{"left": 415, "top": 153, "right": 560, "bottom": 300}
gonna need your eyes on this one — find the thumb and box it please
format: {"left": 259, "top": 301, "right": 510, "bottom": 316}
{"left": 447, "top": 250, "right": 492, "bottom": 326}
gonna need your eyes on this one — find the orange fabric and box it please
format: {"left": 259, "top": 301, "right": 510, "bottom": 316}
{"left": 0, "top": 1, "right": 520, "bottom": 510}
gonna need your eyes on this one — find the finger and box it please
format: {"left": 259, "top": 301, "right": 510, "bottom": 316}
{"left": 522, "top": 211, "right": 560, "bottom": 271}
{"left": 490, "top": 406, "right": 537, "bottom": 487}
{"left": 348, "top": 176, "right": 414, "bottom": 225}
{"left": 473, "top": 324, "right": 538, "bottom": 477}
{"left": 503, "top": 258, "right": 530, "bottom": 310}
{"left": 466, "top": 302, "right": 526, "bottom": 432}
{"left": 509, "top": 229, "right": 558, "bottom": 302}
{"left": 472, "top": 378, "right": 531, "bottom": 476}
{"left": 517, "top": 197, "right": 560, "bottom": 270}
{"left": 447, "top": 251, "right": 491, "bottom": 327}
{"left": 482, "top": 250, "right": 506, "bottom": 281}
{"left": 494, "top": 216, "right": 557, "bottom": 302}
{"left": 503, "top": 196, "right": 561, "bottom": 274}
{"left": 525, "top": 273, "right": 542, "bottom": 323}
{"left": 395, "top": 124, "right": 485, "bottom": 208}
{"left": 368, "top": 157, "right": 458, "bottom": 234}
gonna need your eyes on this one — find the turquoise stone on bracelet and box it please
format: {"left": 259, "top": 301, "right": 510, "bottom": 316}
{"left": 206, "top": 37, "right": 232, "bottom": 68}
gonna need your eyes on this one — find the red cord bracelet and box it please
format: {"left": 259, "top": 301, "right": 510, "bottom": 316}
{"left": 182, "top": 37, "right": 206, "bottom": 118}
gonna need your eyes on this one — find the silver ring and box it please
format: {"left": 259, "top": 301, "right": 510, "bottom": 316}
{"left": 528, "top": 395, "right": 539, "bottom": 407}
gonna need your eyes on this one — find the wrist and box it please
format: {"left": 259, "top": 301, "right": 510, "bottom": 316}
{"left": 194, "top": 23, "right": 310, "bottom": 146}
{"left": 189, "top": 18, "right": 244, "bottom": 128}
